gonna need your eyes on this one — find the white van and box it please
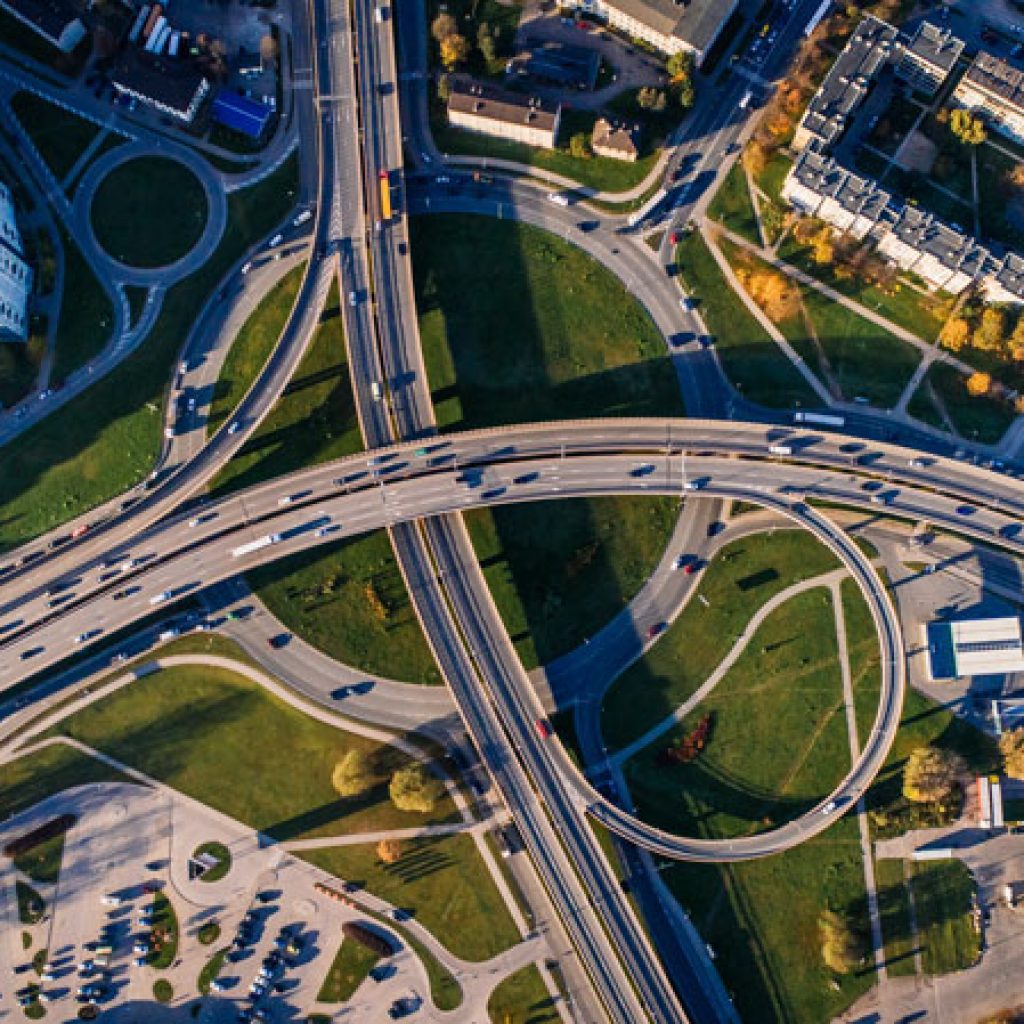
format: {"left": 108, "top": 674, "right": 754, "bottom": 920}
{"left": 371, "top": 382, "right": 383, "bottom": 402}
{"left": 547, "top": 193, "right": 570, "bottom": 207}
{"left": 101, "top": 894, "right": 122, "bottom": 907}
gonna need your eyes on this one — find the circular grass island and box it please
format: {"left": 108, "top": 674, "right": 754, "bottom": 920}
{"left": 91, "top": 157, "right": 208, "bottom": 268}
{"left": 192, "top": 840, "right": 232, "bottom": 883}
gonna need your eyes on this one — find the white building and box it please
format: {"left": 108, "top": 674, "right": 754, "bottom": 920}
{"left": 954, "top": 51, "right": 1024, "bottom": 146}
{"left": 448, "top": 79, "right": 561, "bottom": 150}
{"left": 926, "top": 617, "right": 1024, "bottom": 681}
{"left": 0, "top": 181, "right": 33, "bottom": 343}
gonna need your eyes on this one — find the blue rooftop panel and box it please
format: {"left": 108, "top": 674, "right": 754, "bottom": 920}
{"left": 211, "top": 90, "right": 271, "bottom": 138}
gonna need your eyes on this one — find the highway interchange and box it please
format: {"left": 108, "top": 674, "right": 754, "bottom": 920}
{"left": 3, "top": 0, "right": 1021, "bottom": 1020}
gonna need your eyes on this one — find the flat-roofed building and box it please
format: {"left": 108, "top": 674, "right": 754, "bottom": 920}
{"left": 793, "top": 15, "right": 899, "bottom": 152}
{"left": 591, "top": 117, "right": 639, "bottom": 162}
{"left": 0, "top": 181, "right": 32, "bottom": 342}
{"left": 896, "top": 21, "right": 963, "bottom": 98}
{"left": 576, "top": 0, "right": 738, "bottom": 63}
{"left": 0, "top": 0, "right": 85, "bottom": 53}
{"left": 509, "top": 40, "right": 599, "bottom": 91}
{"left": 111, "top": 48, "right": 210, "bottom": 124}
{"left": 954, "top": 51, "right": 1024, "bottom": 145}
{"left": 448, "top": 79, "right": 560, "bottom": 149}
{"left": 927, "top": 617, "right": 1024, "bottom": 680}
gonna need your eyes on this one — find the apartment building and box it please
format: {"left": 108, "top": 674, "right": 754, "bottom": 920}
{"left": 896, "top": 21, "right": 964, "bottom": 98}
{"left": 954, "top": 51, "right": 1024, "bottom": 145}
{"left": 111, "top": 49, "right": 210, "bottom": 124}
{"left": 0, "top": 181, "right": 33, "bottom": 342}
{"left": 448, "top": 79, "right": 561, "bottom": 149}
{"left": 792, "top": 15, "right": 899, "bottom": 152}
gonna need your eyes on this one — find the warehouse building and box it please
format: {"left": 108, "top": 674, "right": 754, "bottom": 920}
{"left": 0, "top": 0, "right": 85, "bottom": 53}
{"left": 0, "top": 180, "right": 33, "bottom": 343}
{"left": 448, "top": 79, "right": 561, "bottom": 150}
{"left": 211, "top": 90, "right": 273, "bottom": 141}
{"left": 926, "top": 617, "right": 1024, "bottom": 681}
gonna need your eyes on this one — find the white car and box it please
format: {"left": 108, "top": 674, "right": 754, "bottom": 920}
{"left": 228, "top": 421, "right": 241, "bottom": 435}
{"left": 268, "top": 233, "right": 284, "bottom": 248}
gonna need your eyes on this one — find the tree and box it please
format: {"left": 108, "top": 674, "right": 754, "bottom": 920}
{"left": 676, "top": 77, "right": 694, "bottom": 110}
{"left": 975, "top": 306, "right": 1007, "bottom": 352}
{"left": 742, "top": 140, "right": 769, "bottom": 178}
{"left": 819, "top": 910, "right": 863, "bottom": 974}
{"left": 1000, "top": 728, "right": 1024, "bottom": 780}
{"left": 332, "top": 750, "right": 373, "bottom": 798}
{"left": 376, "top": 838, "right": 403, "bottom": 864}
{"left": 436, "top": 73, "right": 452, "bottom": 103}
{"left": 809, "top": 225, "right": 834, "bottom": 266}
{"left": 390, "top": 765, "right": 443, "bottom": 813}
{"left": 966, "top": 371, "right": 992, "bottom": 397}
{"left": 737, "top": 268, "right": 799, "bottom": 321}
{"left": 259, "top": 33, "right": 280, "bottom": 65}
{"left": 939, "top": 316, "right": 971, "bottom": 352}
{"left": 950, "top": 108, "right": 987, "bottom": 146}
{"left": 637, "top": 86, "right": 658, "bottom": 110}
{"left": 568, "top": 132, "right": 591, "bottom": 160}
{"left": 903, "top": 746, "right": 965, "bottom": 805}
{"left": 431, "top": 12, "right": 456, "bottom": 41}
{"left": 477, "top": 22, "right": 496, "bottom": 64}
{"left": 665, "top": 51, "right": 692, "bottom": 80}
{"left": 440, "top": 33, "right": 470, "bottom": 69}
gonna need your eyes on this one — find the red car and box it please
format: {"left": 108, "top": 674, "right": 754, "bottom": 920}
{"left": 669, "top": 232, "right": 679, "bottom": 245}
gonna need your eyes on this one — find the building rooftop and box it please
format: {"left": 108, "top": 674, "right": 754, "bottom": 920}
{"left": 962, "top": 50, "right": 1024, "bottom": 113}
{"left": 591, "top": 117, "right": 640, "bottom": 157}
{"left": 791, "top": 146, "right": 893, "bottom": 222}
{"left": 601, "top": 0, "right": 731, "bottom": 52}
{"left": 112, "top": 49, "right": 209, "bottom": 116}
{"left": 993, "top": 252, "right": 1024, "bottom": 301}
{"left": 510, "top": 40, "right": 599, "bottom": 89}
{"left": 903, "top": 20, "right": 964, "bottom": 74}
{"left": 211, "top": 90, "right": 272, "bottom": 138}
{"left": 448, "top": 78, "right": 559, "bottom": 133}
{"left": 800, "top": 15, "right": 898, "bottom": 148}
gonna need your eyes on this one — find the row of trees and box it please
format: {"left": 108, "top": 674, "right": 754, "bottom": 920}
{"left": 431, "top": 11, "right": 504, "bottom": 71}
{"left": 332, "top": 750, "right": 445, "bottom": 813}
{"left": 940, "top": 304, "right": 1024, "bottom": 362}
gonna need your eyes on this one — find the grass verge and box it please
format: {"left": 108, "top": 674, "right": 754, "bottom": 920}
{"left": 925, "top": 362, "right": 1015, "bottom": 445}
{"left": 192, "top": 841, "right": 231, "bottom": 883}
{"left": 197, "top": 947, "right": 227, "bottom": 993}
{"left": 16, "top": 880, "right": 45, "bottom": 924}
{"left": 675, "top": 231, "right": 818, "bottom": 408}
{"left": 147, "top": 891, "right": 179, "bottom": 970}
{"left": 602, "top": 529, "right": 840, "bottom": 751}
{"left": 316, "top": 938, "right": 379, "bottom": 1002}
{"left": 302, "top": 834, "right": 520, "bottom": 962}
{"left": 11, "top": 832, "right": 64, "bottom": 885}
{"left": 0, "top": 155, "right": 298, "bottom": 551}
{"left": 707, "top": 160, "right": 760, "bottom": 244}
{"left": 248, "top": 530, "right": 441, "bottom": 685}
{"left": 210, "top": 279, "right": 361, "bottom": 495}
{"left": 464, "top": 496, "right": 681, "bottom": 671}
{"left": 874, "top": 858, "right": 918, "bottom": 977}
{"left": 43, "top": 663, "right": 458, "bottom": 840}
{"left": 414, "top": 214, "right": 682, "bottom": 431}
{"left": 207, "top": 264, "right": 305, "bottom": 435}
{"left": 11, "top": 92, "right": 99, "bottom": 181}
{"left": 487, "top": 964, "right": 560, "bottom": 1024}
{"left": 912, "top": 860, "right": 980, "bottom": 974}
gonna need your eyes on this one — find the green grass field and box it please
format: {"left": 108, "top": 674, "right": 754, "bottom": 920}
{"left": 0, "top": 156, "right": 298, "bottom": 551}
{"left": 207, "top": 264, "right": 304, "bottom": 435}
{"left": 487, "top": 964, "right": 560, "bottom": 1024}
{"left": 248, "top": 531, "right": 441, "bottom": 684}
{"left": 675, "top": 231, "right": 818, "bottom": 408}
{"left": 51, "top": 224, "right": 114, "bottom": 382}
{"left": 924, "top": 362, "right": 1015, "bottom": 445}
{"left": 874, "top": 858, "right": 918, "bottom": 976}
{"left": 10, "top": 92, "right": 99, "bottom": 181}
{"left": 316, "top": 938, "right": 379, "bottom": 1002}
{"left": 707, "top": 160, "right": 760, "bottom": 244}
{"left": 302, "top": 834, "right": 520, "bottom": 961}
{"left": 90, "top": 157, "right": 209, "bottom": 268}
{"left": 912, "top": 860, "right": 980, "bottom": 974}
{"left": 0, "top": 323, "right": 45, "bottom": 408}
{"left": 210, "top": 280, "right": 361, "bottom": 495}
{"left": 413, "top": 215, "right": 683, "bottom": 432}
{"left": 44, "top": 663, "right": 457, "bottom": 840}
{"left": 464, "top": 497, "right": 680, "bottom": 671}
{"left": 601, "top": 529, "right": 840, "bottom": 751}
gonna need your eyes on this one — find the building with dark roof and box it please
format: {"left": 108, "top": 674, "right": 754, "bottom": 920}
{"left": 591, "top": 118, "right": 639, "bottom": 162}
{"left": 954, "top": 51, "right": 1024, "bottom": 145}
{"left": 509, "top": 40, "right": 600, "bottom": 91}
{"left": 896, "top": 21, "right": 963, "bottom": 98}
{"left": 793, "top": 15, "right": 899, "bottom": 151}
{"left": 576, "top": 0, "right": 738, "bottom": 62}
{"left": 448, "top": 78, "right": 561, "bottom": 149}
{"left": 0, "top": 181, "right": 33, "bottom": 342}
{"left": 211, "top": 90, "right": 273, "bottom": 140}
{"left": 111, "top": 48, "right": 210, "bottom": 123}
{"left": 0, "top": 0, "right": 85, "bottom": 53}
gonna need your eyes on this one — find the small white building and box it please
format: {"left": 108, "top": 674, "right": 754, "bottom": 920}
{"left": 0, "top": 181, "right": 33, "bottom": 343}
{"left": 927, "top": 617, "right": 1024, "bottom": 681}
